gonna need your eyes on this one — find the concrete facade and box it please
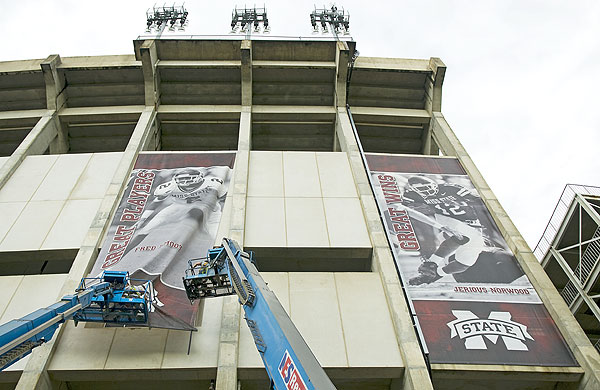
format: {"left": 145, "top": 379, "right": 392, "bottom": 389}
{"left": 0, "top": 37, "right": 597, "bottom": 390}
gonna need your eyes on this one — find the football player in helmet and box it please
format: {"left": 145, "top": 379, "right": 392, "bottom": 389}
{"left": 121, "top": 166, "right": 230, "bottom": 261}
{"left": 153, "top": 168, "right": 224, "bottom": 204}
{"left": 402, "top": 175, "right": 488, "bottom": 285}
{"left": 174, "top": 169, "right": 205, "bottom": 192}
{"left": 407, "top": 176, "right": 439, "bottom": 197}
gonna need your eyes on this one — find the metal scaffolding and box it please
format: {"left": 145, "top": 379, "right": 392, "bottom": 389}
{"left": 539, "top": 185, "right": 600, "bottom": 352}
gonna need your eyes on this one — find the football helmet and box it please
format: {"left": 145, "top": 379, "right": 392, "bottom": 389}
{"left": 174, "top": 169, "right": 204, "bottom": 191}
{"left": 407, "top": 176, "right": 439, "bottom": 197}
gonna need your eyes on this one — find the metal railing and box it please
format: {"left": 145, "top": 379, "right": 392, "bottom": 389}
{"left": 561, "top": 226, "right": 600, "bottom": 306}
{"left": 534, "top": 184, "right": 600, "bottom": 261}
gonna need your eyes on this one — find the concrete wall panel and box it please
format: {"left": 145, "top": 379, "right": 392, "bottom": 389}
{"left": 48, "top": 322, "right": 116, "bottom": 370}
{"left": 0, "top": 201, "right": 26, "bottom": 243}
{"left": 289, "top": 273, "right": 347, "bottom": 367}
{"left": 283, "top": 152, "right": 321, "bottom": 197}
{"left": 248, "top": 151, "right": 283, "bottom": 197}
{"left": 323, "top": 198, "right": 370, "bottom": 247}
{"left": 41, "top": 199, "right": 102, "bottom": 250}
{"left": 0, "top": 152, "right": 122, "bottom": 252}
{"left": 0, "top": 200, "right": 64, "bottom": 251}
{"left": 0, "top": 275, "right": 24, "bottom": 319}
{"left": 162, "top": 296, "right": 224, "bottom": 368}
{"left": 0, "top": 155, "right": 58, "bottom": 202}
{"left": 316, "top": 152, "right": 357, "bottom": 198}
{"left": 285, "top": 198, "right": 329, "bottom": 247}
{"left": 335, "top": 273, "right": 402, "bottom": 367}
{"left": 245, "top": 197, "right": 286, "bottom": 247}
{"left": 31, "top": 154, "right": 91, "bottom": 201}
{"left": 104, "top": 328, "right": 169, "bottom": 369}
{"left": 71, "top": 152, "right": 122, "bottom": 199}
{"left": 246, "top": 152, "right": 371, "bottom": 252}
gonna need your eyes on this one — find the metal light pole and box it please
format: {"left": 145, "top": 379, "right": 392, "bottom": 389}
{"left": 230, "top": 6, "right": 270, "bottom": 39}
{"left": 310, "top": 5, "right": 350, "bottom": 39}
{"left": 146, "top": 4, "right": 189, "bottom": 38}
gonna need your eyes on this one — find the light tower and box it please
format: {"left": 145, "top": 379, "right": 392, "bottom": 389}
{"left": 310, "top": 5, "right": 350, "bottom": 37}
{"left": 146, "top": 4, "right": 189, "bottom": 38}
{"left": 230, "top": 6, "right": 270, "bottom": 38}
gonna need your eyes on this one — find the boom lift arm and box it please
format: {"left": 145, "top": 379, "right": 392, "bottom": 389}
{"left": 183, "top": 238, "right": 337, "bottom": 390}
{"left": 0, "top": 271, "right": 152, "bottom": 371}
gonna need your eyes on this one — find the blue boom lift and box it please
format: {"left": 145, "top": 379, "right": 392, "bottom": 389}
{"left": 0, "top": 271, "right": 153, "bottom": 371}
{"left": 183, "top": 238, "right": 336, "bottom": 390}
{"left": 0, "top": 239, "right": 336, "bottom": 390}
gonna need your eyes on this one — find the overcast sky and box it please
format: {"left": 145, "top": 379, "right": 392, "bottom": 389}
{"left": 1, "top": 0, "right": 599, "bottom": 250}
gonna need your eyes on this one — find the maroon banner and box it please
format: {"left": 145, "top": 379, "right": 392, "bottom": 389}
{"left": 92, "top": 152, "right": 235, "bottom": 330}
{"left": 367, "top": 154, "right": 576, "bottom": 366}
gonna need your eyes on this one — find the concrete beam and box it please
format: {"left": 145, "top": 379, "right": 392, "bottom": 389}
{"left": 431, "top": 112, "right": 600, "bottom": 390}
{"left": 157, "top": 60, "right": 241, "bottom": 68}
{"left": 0, "top": 111, "right": 58, "bottom": 191}
{"left": 59, "top": 105, "right": 145, "bottom": 119}
{"left": 0, "top": 109, "right": 48, "bottom": 123}
{"left": 140, "top": 40, "right": 160, "bottom": 107}
{"left": 335, "top": 41, "right": 350, "bottom": 108}
{"left": 252, "top": 60, "right": 336, "bottom": 69}
{"left": 354, "top": 57, "right": 431, "bottom": 72}
{"left": 15, "top": 107, "right": 157, "bottom": 390}
{"left": 215, "top": 108, "right": 251, "bottom": 390}
{"left": 334, "top": 107, "right": 434, "bottom": 390}
{"left": 251, "top": 105, "right": 335, "bottom": 115}
{"left": 41, "top": 55, "right": 68, "bottom": 154}
{"left": 424, "top": 57, "right": 446, "bottom": 114}
{"left": 241, "top": 40, "right": 252, "bottom": 106}
{"left": 58, "top": 55, "right": 139, "bottom": 69}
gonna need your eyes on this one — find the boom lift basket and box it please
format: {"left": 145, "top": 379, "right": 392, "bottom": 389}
{"left": 74, "top": 271, "right": 153, "bottom": 325}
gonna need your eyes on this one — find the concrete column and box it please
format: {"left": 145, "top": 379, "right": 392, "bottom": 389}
{"left": 425, "top": 58, "right": 446, "bottom": 114}
{"left": 335, "top": 41, "right": 350, "bottom": 108}
{"left": 241, "top": 40, "right": 252, "bottom": 106}
{"left": 15, "top": 107, "right": 157, "bottom": 390}
{"left": 140, "top": 40, "right": 160, "bottom": 107}
{"left": 335, "top": 107, "right": 434, "bottom": 390}
{"left": 216, "top": 44, "right": 252, "bottom": 389}
{"left": 40, "top": 54, "right": 68, "bottom": 154}
{"left": 0, "top": 111, "right": 58, "bottom": 190}
{"left": 431, "top": 112, "right": 600, "bottom": 390}
{"left": 215, "top": 108, "right": 251, "bottom": 390}
{"left": 422, "top": 58, "right": 445, "bottom": 155}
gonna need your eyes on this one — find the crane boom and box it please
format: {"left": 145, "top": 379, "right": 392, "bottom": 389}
{"left": 183, "top": 238, "right": 337, "bottom": 390}
{"left": 0, "top": 271, "right": 153, "bottom": 371}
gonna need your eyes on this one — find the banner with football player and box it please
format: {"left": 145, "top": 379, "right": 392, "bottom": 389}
{"left": 367, "top": 153, "right": 576, "bottom": 366}
{"left": 91, "top": 152, "right": 235, "bottom": 330}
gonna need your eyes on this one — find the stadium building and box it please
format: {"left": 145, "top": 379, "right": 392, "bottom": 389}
{"left": 0, "top": 34, "right": 599, "bottom": 390}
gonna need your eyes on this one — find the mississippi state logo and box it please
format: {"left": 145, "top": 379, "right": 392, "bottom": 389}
{"left": 447, "top": 310, "right": 534, "bottom": 351}
{"left": 278, "top": 350, "right": 307, "bottom": 390}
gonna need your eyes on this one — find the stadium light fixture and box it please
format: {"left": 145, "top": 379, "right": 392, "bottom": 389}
{"left": 146, "top": 4, "right": 189, "bottom": 37}
{"left": 230, "top": 6, "right": 270, "bottom": 35}
{"left": 310, "top": 5, "right": 350, "bottom": 37}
